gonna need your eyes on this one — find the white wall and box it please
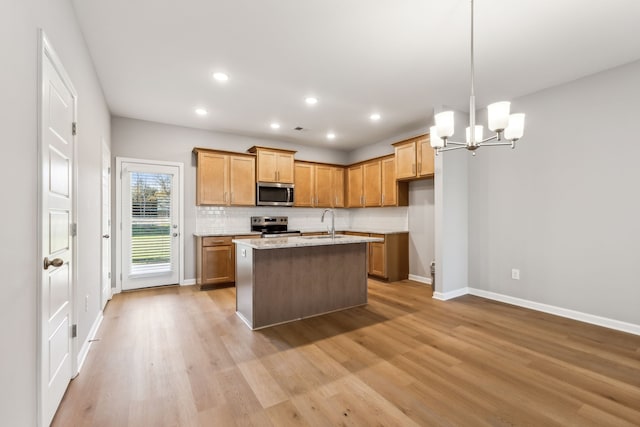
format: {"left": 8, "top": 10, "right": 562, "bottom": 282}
{"left": 434, "top": 110, "right": 469, "bottom": 298}
{"left": 0, "top": 0, "right": 110, "bottom": 425}
{"left": 468, "top": 60, "right": 640, "bottom": 326}
{"left": 408, "top": 180, "right": 435, "bottom": 280}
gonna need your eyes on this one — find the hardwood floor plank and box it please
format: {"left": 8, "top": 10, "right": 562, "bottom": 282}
{"left": 52, "top": 280, "right": 640, "bottom": 426}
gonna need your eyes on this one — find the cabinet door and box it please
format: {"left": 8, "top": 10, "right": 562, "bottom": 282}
{"left": 369, "top": 241, "right": 386, "bottom": 278}
{"left": 202, "top": 245, "right": 234, "bottom": 284}
{"left": 197, "top": 152, "right": 228, "bottom": 205}
{"left": 277, "top": 153, "right": 295, "bottom": 183}
{"left": 294, "top": 162, "right": 315, "bottom": 207}
{"left": 257, "top": 151, "right": 278, "bottom": 182}
{"left": 332, "top": 167, "right": 345, "bottom": 208}
{"left": 417, "top": 135, "right": 435, "bottom": 177}
{"left": 315, "top": 164, "right": 333, "bottom": 208}
{"left": 229, "top": 155, "right": 256, "bottom": 205}
{"left": 347, "top": 165, "right": 363, "bottom": 207}
{"left": 363, "top": 160, "right": 382, "bottom": 207}
{"left": 381, "top": 157, "right": 397, "bottom": 207}
{"left": 395, "top": 140, "right": 417, "bottom": 179}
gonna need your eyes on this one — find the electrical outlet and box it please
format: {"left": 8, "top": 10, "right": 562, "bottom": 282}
{"left": 511, "top": 269, "right": 520, "bottom": 280}
{"left": 85, "top": 295, "right": 89, "bottom": 312}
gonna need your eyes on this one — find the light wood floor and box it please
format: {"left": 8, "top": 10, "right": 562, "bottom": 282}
{"left": 52, "top": 280, "right": 640, "bottom": 426}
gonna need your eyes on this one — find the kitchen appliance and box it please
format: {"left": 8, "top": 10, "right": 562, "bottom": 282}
{"left": 251, "top": 216, "right": 300, "bottom": 238}
{"left": 256, "top": 182, "right": 294, "bottom": 206}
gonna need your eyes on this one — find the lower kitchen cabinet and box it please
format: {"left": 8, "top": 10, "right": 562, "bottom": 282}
{"left": 343, "top": 231, "right": 408, "bottom": 281}
{"left": 196, "top": 234, "right": 260, "bottom": 288}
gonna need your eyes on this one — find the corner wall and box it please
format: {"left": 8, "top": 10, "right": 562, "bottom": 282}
{"left": 468, "top": 60, "right": 640, "bottom": 327}
{"left": 0, "top": 0, "right": 110, "bottom": 425}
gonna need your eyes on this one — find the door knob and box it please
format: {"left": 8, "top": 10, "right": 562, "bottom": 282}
{"left": 43, "top": 257, "right": 63, "bottom": 270}
{"left": 102, "top": 234, "right": 110, "bottom": 238}
{"left": 173, "top": 233, "right": 178, "bottom": 237}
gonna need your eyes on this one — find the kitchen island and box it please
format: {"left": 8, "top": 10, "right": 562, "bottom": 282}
{"left": 233, "top": 234, "right": 383, "bottom": 329}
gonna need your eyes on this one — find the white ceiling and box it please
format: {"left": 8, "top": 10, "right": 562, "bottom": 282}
{"left": 72, "top": 0, "right": 640, "bottom": 151}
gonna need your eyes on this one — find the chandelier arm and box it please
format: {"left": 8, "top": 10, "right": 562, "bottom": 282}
{"left": 445, "top": 141, "right": 468, "bottom": 146}
{"left": 437, "top": 145, "right": 469, "bottom": 153}
{"left": 477, "top": 141, "right": 513, "bottom": 147}
{"left": 479, "top": 134, "right": 498, "bottom": 144}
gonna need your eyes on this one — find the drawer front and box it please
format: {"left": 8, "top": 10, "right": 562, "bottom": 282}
{"left": 202, "top": 236, "right": 233, "bottom": 246}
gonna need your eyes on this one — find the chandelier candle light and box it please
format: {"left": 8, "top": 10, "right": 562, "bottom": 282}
{"left": 430, "top": 0, "right": 525, "bottom": 155}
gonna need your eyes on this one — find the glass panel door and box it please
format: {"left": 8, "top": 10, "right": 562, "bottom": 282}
{"left": 122, "top": 162, "right": 180, "bottom": 290}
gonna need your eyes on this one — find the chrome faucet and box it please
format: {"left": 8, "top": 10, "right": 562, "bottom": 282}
{"left": 321, "top": 209, "right": 336, "bottom": 239}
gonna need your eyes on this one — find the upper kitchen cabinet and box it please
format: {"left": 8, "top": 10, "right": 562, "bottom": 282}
{"left": 393, "top": 134, "right": 434, "bottom": 180}
{"left": 248, "top": 146, "right": 296, "bottom": 183}
{"left": 381, "top": 155, "right": 408, "bottom": 207}
{"left": 194, "top": 148, "right": 255, "bottom": 206}
{"left": 294, "top": 161, "right": 345, "bottom": 208}
{"left": 348, "top": 157, "right": 406, "bottom": 207}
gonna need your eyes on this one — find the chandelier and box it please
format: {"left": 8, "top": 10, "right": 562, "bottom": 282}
{"left": 430, "top": 0, "right": 525, "bottom": 155}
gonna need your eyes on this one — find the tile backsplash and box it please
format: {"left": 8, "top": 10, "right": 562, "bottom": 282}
{"left": 196, "top": 206, "right": 408, "bottom": 234}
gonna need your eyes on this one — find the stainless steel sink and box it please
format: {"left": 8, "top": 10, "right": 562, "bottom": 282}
{"left": 301, "top": 235, "right": 346, "bottom": 239}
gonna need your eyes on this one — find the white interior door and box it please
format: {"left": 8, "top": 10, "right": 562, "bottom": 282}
{"left": 101, "top": 141, "right": 112, "bottom": 308}
{"left": 39, "top": 33, "right": 76, "bottom": 427}
{"left": 121, "top": 162, "right": 180, "bottom": 290}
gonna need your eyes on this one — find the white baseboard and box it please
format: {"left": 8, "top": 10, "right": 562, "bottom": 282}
{"left": 180, "top": 278, "right": 196, "bottom": 286}
{"left": 468, "top": 288, "right": 640, "bottom": 336}
{"left": 408, "top": 274, "right": 432, "bottom": 285}
{"left": 76, "top": 311, "right": 104, "bottom": 374}
{"left": 433, "top": 287, "right": 470, "bottom": 301}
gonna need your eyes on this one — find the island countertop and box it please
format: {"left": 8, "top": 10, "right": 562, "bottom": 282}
{"left": 232, "top": 234, "right": 383, "bottom": 249}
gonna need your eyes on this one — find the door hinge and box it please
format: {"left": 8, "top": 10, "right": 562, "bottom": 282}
{"left": 108, "top": 272, "right": 111, "bottom": 279}
{"left": 71, "top": 324, "right": 77, "bottom": 338}
{"left": 120, "top": 273, "right": 123, "bottom": 281}
{"left": 108, "top": 167, "right": 111, "bottom": 175}
{"left": 72, "top": 122, "right": 77, "bottom": 136}
{"left": 71, "top": 223, "right": 77, "bottom": 237}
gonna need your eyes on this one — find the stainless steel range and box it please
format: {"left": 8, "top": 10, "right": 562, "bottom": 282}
{"left": 251, "top": 216, "right": 301, "bottom": 238}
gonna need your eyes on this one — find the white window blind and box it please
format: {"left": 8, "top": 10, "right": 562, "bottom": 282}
{"left": 129, "top": 172, "right": 173, "bottom": 275}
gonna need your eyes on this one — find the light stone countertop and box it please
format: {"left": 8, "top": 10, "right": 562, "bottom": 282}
{"left": 299, "top": 229, "right": 408, "bottom": 235}
{"left": 193, "top": 231, "right": 261, "bottom": 237}
{"left": 232, "top": 234, "right": 383, "bottom": 250}
{"left": 194, "top": 229, "right": 408, "bottom": 237}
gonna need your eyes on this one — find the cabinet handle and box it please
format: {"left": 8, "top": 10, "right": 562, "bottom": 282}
{"left": 412, "top": 164, "right": 415, "bottom": 174}
{"left": 228, "top": 249, "right": 232, "bottom": 260}
{"left": 210, "top": 240, "right": 225, "bottom": 244}
{"left": 223, "top": 192, "right": 227, "bottom": 202}
{"left": 417, "top": 162, "right": 421, "bottom": 174}
{"left": 382, "top": 194, "right": 385, "bottom": 205}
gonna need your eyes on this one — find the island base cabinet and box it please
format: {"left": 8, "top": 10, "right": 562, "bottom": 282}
{"left": 235, "top": 243, "right": 368, "bottom": 329}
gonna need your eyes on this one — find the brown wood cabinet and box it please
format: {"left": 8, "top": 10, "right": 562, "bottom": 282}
{"left": 393, "top": 134, "right": 434, "bottom": 180}
{"left": 348, "top": 157, "right": 407, "bottom": 207}
{"left": 197, "top": 236, "right": 234, "bottom": 286}
{"left": 294, "top": 161, "right": 344, "bottom": 208}
{"left": 363, "top": 160, "right": 382, "bottom": 207}
{"left": 196, "top": 234, "right": 260, "bottom": 288}
{"left": 194, "top": 148, "right": 255, "bottom": 206}
{"left": 248, "top": 146, "right": 295, "bottom": 183}
{"left": 342, "top": 231, "right": 408, "bottom": 281}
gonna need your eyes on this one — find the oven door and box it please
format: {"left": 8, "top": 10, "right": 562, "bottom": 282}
{"left": 256, "top": 182, "right": 294, "bottom": 206}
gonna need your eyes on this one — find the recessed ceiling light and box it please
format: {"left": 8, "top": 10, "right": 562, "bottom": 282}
{"left": 270, "top": 123, "right": 281, "bottom": 129}
{"left": 212, "top": 72, "right": 229, "bottom": 82}
{"left": 326, "top": 133, "right": 336, "bottom": 140}
{"left": 370, "top": 113, "right": 381, "bottom": 121}
{"left": 305, "top": 97, "right": 318, "bottom": 105}
{"left": 195, "top": 108, "right": 208, "bottom": 116}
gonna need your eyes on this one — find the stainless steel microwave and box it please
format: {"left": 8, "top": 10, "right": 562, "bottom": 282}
{"left": 256, "top": 182, "right": 294, "bottom": 206}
